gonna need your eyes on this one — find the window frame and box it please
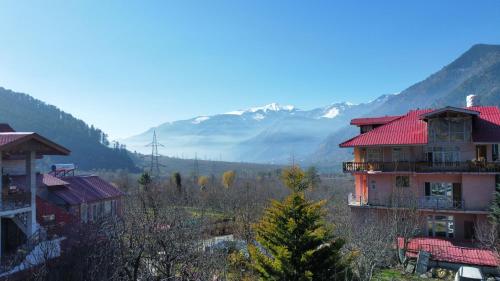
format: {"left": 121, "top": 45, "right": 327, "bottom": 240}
{"left": 395, "top": 175, "right": 410, "bottom": 188}
{"left": 427, "top": 215, "right": 454, "bottom": 238}
{"left": 366, "top": 147, "right": 383, "bottom": 162}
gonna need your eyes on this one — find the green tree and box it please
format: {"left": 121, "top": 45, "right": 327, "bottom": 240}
{"left": 171, "top": 172, "right": 182, "bottom": 192}
{"left": 249, "top": 165, "right": 350, "bottom": 281}
{"left": 138, "top": 172, "right": 152, "bottom": 190}
{"left": 305, "top": 166, "right": 321, "bottom": 190}
{"left": 490, "top": 175, "right": 500, "bottom": 226}
{"left": 222, "top": 170, "right": 236, "bottom": 188}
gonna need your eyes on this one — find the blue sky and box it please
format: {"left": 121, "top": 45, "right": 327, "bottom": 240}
{"left": 0, "top": 1, "right": 499, "bottom": 139}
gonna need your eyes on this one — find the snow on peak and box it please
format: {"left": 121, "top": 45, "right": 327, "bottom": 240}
{"left": 192, "top": 116, "right": 210, "bottom": 124}
{"left": 225, "top": 110, "right": 245, "bottom": 116}
{"left": 322, "top": 107, "right": 340, "bottom": 119}
{"left": 224, "top": 103, "right": 295, "bottom": 116}
{"left": 249, "top": 103, "right": 295, "bottom": 113}
{"left": 253, "top": 113, "right": 265, "bottom": 121}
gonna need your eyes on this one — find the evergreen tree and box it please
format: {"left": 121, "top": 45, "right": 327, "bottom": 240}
{"left": 249, "top": 165, "right": 350, "bottom": 281}
{"left": 490, "top": 175, "right": 500, "bottom": 225}
{"left": 138, "top": 172, "right": 152, "bottom": 190}
{"left": 172, "top": 172, "right": 182, "bottom": 192}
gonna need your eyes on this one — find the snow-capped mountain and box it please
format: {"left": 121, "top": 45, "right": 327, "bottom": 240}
{"left": 122, "top": 98, "right": 384, "bottom": 163}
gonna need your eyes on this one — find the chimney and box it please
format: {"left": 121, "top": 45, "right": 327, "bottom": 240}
{"left": 466, "top": 94, "right": 478, "bottom": 107}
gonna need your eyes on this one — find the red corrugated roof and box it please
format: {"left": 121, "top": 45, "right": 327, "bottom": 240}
{"left": 398, "top": 237, "right": 499, "bottom": 267}
{"left": 0, "top": 132, "right": 70, "bottom": 155}
{"left": 10, "top": 174, "right": 68, "bottom": 191}
{"left": 0, "top": 133, "right": 32, "bottom": 146}
{"left": 350, "top": 116, "right": 402, "bottom": 126}
{"left": 340, "top": 106, "right": 500, "bottom": 147}
{"left": 55, "top": 175, "right": 124, "bottom": 205}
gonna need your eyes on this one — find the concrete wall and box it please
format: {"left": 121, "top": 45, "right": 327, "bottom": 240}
{"left": 462, "top": 174, "right": 495, "bottom": 210}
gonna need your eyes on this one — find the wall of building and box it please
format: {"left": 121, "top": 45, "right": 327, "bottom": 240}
{"left": 2, "top": 160, "right": 26, "bottom": 175}
{"left": 461, "top": 174, "right": 495, "bottom": 210}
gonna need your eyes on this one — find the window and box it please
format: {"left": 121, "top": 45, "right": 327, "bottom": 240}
{"left": 92, "top": 204, "right": 98, "bottom": 222}
{"left": 81, "top": 204, "right": 88, "bottom": 223}
{"left": 427, "top": 215, "right": 454, "bottom": 238}
{"left": 105, "top": 201, "right": 111, "bottom": 215}
{"left": 98, "top": 202, "right": 104, "bottom": 218}
{"left": 111, "top": 200, "right": 116, "bottom": 215}
{"left": 370, "top": 180, "right": 376, "bottom": 190}
{"left": 395, "top": 176, "right": 410, "bottom": 188}
{"left": 392, "top": 147, "right": 408, "bottom": 162}
{"left": 366, "top": 148, "right": 383, "bottom": 162}
{"left": 493, "top": 144, "right": 499, "bottom": 161}
{"left": 425, "top": 146, "right": 460, "bottom": 163}
{"left": 431, "top": 183, "right": 452, "bottom": 197}
{"left": 428, "top": 118, "right": 470, "bottom": 143}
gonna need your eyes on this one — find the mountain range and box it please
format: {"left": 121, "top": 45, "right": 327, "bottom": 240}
{"left": 125, "top": 44, "right": 500, "bottom": 168}
{"left": 1, "top": 43, "right": 498, "bottom": 172}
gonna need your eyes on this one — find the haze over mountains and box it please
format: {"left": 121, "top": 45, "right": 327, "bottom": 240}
{"left": 0, "top": 44, "right": 499, "bottom": 171}
{"left": 125, "top": 44, "right": 500, "bottom": 167}
{"left": 123, "top": 96, "right": 392, "bottom": 164}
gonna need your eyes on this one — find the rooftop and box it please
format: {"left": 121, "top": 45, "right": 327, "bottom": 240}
{"left": 340, "top": 106, "right": 500, "bottom": 147}
{"left": 398, "top": 237, "right": 499, "bottom": 267}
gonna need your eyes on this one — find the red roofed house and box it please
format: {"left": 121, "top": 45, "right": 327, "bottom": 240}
{"left": 340, "top": 98, "right": 500, "bottom": 268}
{"left": 0, "top": 124, "right": 124, "bottom": 271}
{"left": 0, "top": 124, "right": 70, "bottom": 262}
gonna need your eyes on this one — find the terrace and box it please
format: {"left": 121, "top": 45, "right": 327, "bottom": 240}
{"left": 347, "top": 193, "right": 486, "bottom": 212}
{"left": 342, "top": 161, "right": 500, "bottom": 173}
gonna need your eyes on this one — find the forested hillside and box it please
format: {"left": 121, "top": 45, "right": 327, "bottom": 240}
{"left": 0, "top": 87, "right": 137, "bottom": 171}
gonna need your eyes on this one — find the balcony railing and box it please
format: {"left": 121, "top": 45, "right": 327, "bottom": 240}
{"left": 343, "top": 161, "right": 500, "bottom": 173}
{"left": 347, "top": 194, "right": 472, "bottom": 211}
{"left": 0, "top": 192, "right": 31, "bottom": 212}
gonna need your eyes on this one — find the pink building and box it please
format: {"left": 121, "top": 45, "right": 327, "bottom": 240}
{"left": 340, "top": 104, "right": 500, "bottom": 242}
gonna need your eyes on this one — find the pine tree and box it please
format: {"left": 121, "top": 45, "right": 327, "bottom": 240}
{"left": 490, "top": 175, "right": 500, "bottom": 225}
{"left": 249, "top": 165, "right": 350, "bottom": 281}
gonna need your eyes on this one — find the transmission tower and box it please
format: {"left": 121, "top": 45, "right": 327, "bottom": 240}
{"left": 145, "top": 130, "right": 164, "bottom": 178}
{"left": 193, "top": 153, "right": 200, "bottom": 183}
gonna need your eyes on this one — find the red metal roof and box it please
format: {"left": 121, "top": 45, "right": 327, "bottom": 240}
{"left": 350, "top": 116, "right": 402, "bottom": 126}
{"left": 470, "top": 106, "right": 500, "bottom": 143}
{"left": 54, "top": 175, "right": 125, "bottom": 205}
{"left": 0, "top": 124, "right": 15, "bottom": 133}
{"left": 11, "top": 174, "right": 68, "bottom": 191}
{"left": 0, "top": 133, "right": 32, "bottom": 146}
{"left": 0, "top": 132, "right": 70, "bottom": 155}
{"left": 398, "top": 237, "right": 499, "bottom": 267}
{"left": 340, "top": 106, "right": 500, "bottom": 147}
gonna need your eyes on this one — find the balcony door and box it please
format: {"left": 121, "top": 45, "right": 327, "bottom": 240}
{"left": 427, "top": 215, "right": 454, "bottom": 238}
{"left": 476, "top": 145, "right": 487, "bottom": 161}
{"left": 424, "top": 182, "right": 460, "bottom": 209}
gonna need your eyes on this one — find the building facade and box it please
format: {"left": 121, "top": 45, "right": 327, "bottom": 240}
{"left": 0, "top": 124, "right": 70, "bottom": 261}
{"left": 340, "top": 105, "right": 500, "bottom": 241}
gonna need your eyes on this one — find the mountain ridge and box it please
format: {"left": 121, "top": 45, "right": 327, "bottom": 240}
{"left": 311, "top": 43, "right": 500, "bottom": 167}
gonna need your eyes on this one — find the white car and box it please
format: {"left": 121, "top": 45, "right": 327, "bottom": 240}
{"left": 455, "top": 266, "right": 485, "bottom": 281}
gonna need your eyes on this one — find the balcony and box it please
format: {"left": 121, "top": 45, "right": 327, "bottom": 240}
{"left": 0, "top": 192, "right": 31, "bottom": 213}
{"left": 347, "top": 193, "right": 475, "bottom": 211}
{"left": 342, "top": 161, "right": 500, "bottom": 173}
